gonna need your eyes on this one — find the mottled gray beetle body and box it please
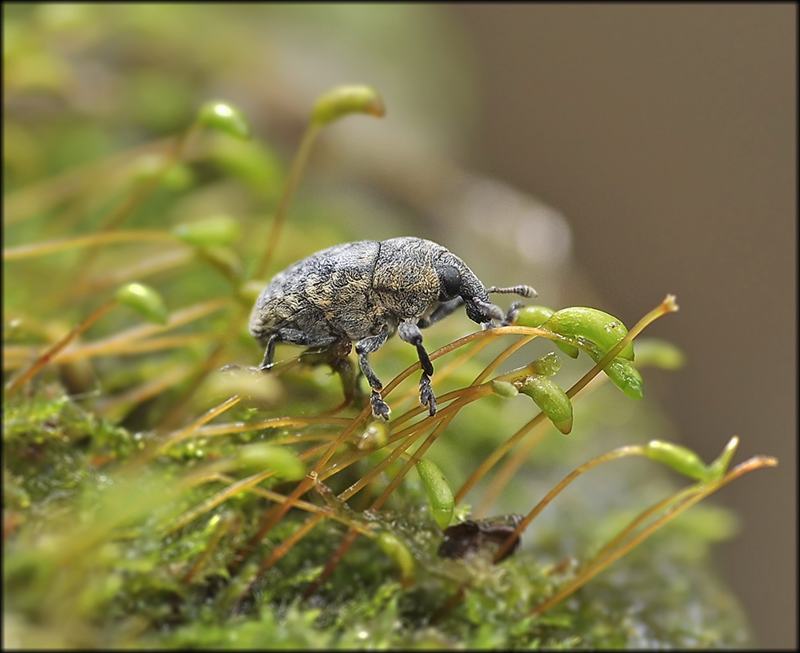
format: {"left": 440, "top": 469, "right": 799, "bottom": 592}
{"left": 250, "top": 237, "right": 535, "bottom": 419}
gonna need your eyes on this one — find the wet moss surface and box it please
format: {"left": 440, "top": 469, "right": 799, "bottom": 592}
{"left": 4, "top": 386, "right": 753, "bottom": 649}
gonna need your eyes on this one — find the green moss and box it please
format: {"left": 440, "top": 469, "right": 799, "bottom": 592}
{"left": 2, "top": 388, "right": 753, "bottom": 647}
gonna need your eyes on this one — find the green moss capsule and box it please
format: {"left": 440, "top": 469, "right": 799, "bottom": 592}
{"left": 355, "top": 423, "right": 389, "bottom": 451}
{"left": 311, "top": 85, "right": 386, "bottom": 127}
{"left": 530, "top": 351, "right": 563, "bottom": 377}
{"left": 632, "top": 337, "right": 686, "bottom": 370}
{"left": 515, "top": 305, "right": 555, "bottom": 328}
{"left": 604, "top": 358, "right": 644, "bottom": 400}
{"left": 516, "top": 306, "right": 580, "bottom": 357}
{"left": 542, "top": 307, "right": 634, "bottom": 361}
{"left": 645, "top": 440, "right": 712, "bottom": 482}
{"left": 519, "top": 375, "right": 573, "bottom": 434}
{"left": 234, "top": 443, "right": 305, "bottom": 480}
{"left": 416, "top": 459, "right": 455, "bottom": 530}
{"left": 491, "top": 380, "right": 519, "bottom": 398}
{"left": 198, "top": 101, "right": 251, "bottom": 140}
{"left": 173, "top": 215, "right": 242, "bottom": 247}
{"left": 116, "top": 283, "right": 168, "bottom": 325}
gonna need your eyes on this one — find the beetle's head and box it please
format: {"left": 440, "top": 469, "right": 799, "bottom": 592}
{"left": 435, "top": 252, "right": 504, "bottom": 325}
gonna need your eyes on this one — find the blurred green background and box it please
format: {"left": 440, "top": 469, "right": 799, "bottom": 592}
{"left": 4, "top": 4, "right": 795, "bottom": 648}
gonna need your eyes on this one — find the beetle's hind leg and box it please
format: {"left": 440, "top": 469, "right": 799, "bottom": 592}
{"left": 398, "top": 322, "right": 437, "bottom": 417}
{"left": 355, "top": 332, "right": 391, "bottom": 420}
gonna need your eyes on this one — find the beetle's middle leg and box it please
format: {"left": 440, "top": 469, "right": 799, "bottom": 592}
{"left": 355, "top": 332, "right": 390, "bottom": 420}
{"left": 398, "top": 321, "right": 437, "bottom": 417}
{"left": 260, "top": 329, "right": 338, "bottom": 369}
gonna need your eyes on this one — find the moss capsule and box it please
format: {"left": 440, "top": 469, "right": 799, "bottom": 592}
{"left": 173, "top": 215, "right": 242, "bottom": 247}
{"left": 515, "top": 305, "right": 555, "bottom": 328}
{"left": 311, "top": 85, "right": 386, "bottom": 127}
{"left": 645, "top": 440, "right": 711, "bottom": 482}
{"left": 604, "top": 358, "right": 644, "bottom": 400}
{"left": 198, "top": 101, "right": 251, "bottom": 140}
{"left": 116, "top": 283, "right": 168, "bottom": 325}
{"left": 516, "top": 305, "right": 579, "bottom": 358}
{"left": 518, "top": 375, "right": 573, "bottom": 434}
{"left": 529, "top": 351, "right": 563, "bottom": 377}
{"left": 234, "top": 443, "right": 306, "bottom": 480}
{"left": 416, "top": 459, "right": 454, "bottom": 530}
{"left": 542, "top": 307, "right": 634, "bottom": 360}
{"left": 491, "top": 380, "right": 519, "bottom": 398}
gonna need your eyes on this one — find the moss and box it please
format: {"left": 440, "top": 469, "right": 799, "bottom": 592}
{"left": 3, "top": 388, "right": 753, "bottom": 647}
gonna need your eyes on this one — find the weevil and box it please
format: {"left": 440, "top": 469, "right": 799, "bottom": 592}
{"left": 249, "top": 237, "right": 536, "bottom": 419}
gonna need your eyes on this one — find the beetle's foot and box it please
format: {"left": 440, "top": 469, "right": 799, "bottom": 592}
{"left": 419, "top": 373, "right": 437, "bottom": 416}
{"left": 501, "top": 301, "right": 524, "bottom": 327}
{"left": 370, "top": 390, "right": 391, "bottom": 420}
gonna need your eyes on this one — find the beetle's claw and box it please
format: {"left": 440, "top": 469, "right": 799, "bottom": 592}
{"left": 370, "top": 391, "right": 391, "bottom": 421}
{"left": 501, "top": 301, "right": 524, "bottom": 327}
{"left": 419, "top": 373, "right": 437, "bottom": 417}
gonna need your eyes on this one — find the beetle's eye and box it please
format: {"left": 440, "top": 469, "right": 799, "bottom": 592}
{"left": 440, "top": 266, "right": 461, "bottom": 299}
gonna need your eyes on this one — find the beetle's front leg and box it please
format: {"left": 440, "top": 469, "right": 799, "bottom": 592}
{"left": 501, "top": 301, "right": 524, "bottom": 327}
{"left": 355, "top": 332, "right": 390, "bottom": 420}
{"left": 398, "top": 322, "right": 437, "bottom": 417}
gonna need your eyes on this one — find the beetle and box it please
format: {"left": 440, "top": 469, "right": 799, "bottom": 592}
{"left": 249, "top": 237, "right": 536, "bottom": 419}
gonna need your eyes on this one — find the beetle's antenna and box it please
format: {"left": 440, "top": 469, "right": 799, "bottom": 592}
{"left": 487, "top": 285, "right": 538, "bottom": 298}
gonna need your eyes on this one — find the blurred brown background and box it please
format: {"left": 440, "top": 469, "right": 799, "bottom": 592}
{"left": 450, "top": 4, "right": 796, "bottom": 648}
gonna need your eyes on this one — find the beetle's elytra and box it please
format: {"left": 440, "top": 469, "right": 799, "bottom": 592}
{"left": 249, "top": 237, "right": 536, "bottom": 419}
